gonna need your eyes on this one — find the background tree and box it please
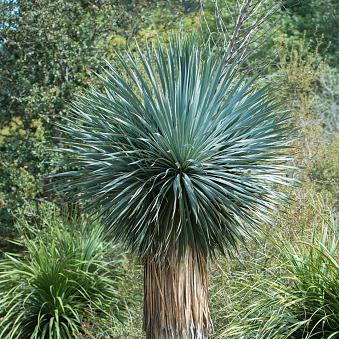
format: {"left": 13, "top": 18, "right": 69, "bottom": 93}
{"left": 0, "top": 0, "right": 199, "bottom": 242}
{"left": 282, "top": 0, "right": 339, "bottom": 66}
{"left": 57, "top": 35, "right": 292, "bottom": 338}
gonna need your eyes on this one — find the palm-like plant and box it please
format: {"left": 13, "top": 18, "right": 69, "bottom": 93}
{"left": 57, "top": 36, "right": 292, "bottom": 338}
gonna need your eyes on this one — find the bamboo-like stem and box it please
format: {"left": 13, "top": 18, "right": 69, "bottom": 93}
{"left": 143, "top": 249, "right": 210, "bottom": 339}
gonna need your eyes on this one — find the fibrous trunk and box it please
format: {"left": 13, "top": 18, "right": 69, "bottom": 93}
{"left": 143, "top": 249, "right": 210, "bottom": 339}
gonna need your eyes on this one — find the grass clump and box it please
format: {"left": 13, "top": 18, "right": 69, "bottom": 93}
{"left": 213, "top": 216, "right": 339, "bottom": 339}
{"left": 0, "top": 206, "right": 128, "bottom": 338}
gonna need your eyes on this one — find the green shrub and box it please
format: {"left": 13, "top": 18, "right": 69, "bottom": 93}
{"left": 215, "top": 218, "right": 339, "bottom": 339}
{"left": 314, "top": 65, "right": 339, "bottom": 132}
{"left": 282, "top": 0, "right": 338, "bottom": 66}
{"left": 309, "top": 134, "right": 339, "bottom": 197}
{"left": 0, "top": 208, "right": 127, "bottom": 338}
{"left": 0, "top": 117, "right": 58, "bottom": 237}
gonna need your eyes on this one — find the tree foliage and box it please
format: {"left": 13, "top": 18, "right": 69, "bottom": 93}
{"left": 282, "top": 0, "right": 339, "bottom": 66}
{"left": 0, "top": 0, "right": 199, "bottom": 231}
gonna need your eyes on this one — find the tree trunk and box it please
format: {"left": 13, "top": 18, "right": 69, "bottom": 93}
{"left": 143, "top": 249, "right": 210, "bottom": 339}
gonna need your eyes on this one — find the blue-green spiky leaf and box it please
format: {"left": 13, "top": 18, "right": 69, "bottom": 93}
{"left": 56, "top": 36, "right": 293, "bottom": 260}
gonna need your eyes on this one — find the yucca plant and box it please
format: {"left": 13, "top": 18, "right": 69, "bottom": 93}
{"left": 56, "top": 36, "right": 292, "bottom": 338}
{"left": 0, "top": 213, "right": 126, "bottom": 338}
{"left": 217, "top": 219, "right": 339, "bottom": 339}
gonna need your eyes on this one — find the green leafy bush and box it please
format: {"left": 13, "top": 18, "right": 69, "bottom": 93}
{"left": 314, "top": 65, "right": 339, "bottom": 132}
{"left": 283, "top": 0, "right": 339, "bottom": 65}
{"left": 0, "top": 207, "right": 127, "bottom": 338}
{"left": 0, "top": 117, "right": 58, "bottom": 238}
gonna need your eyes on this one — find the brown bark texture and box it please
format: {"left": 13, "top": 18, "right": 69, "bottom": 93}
{"left": 143, "top": 249, "right": 210, "bottom": 339}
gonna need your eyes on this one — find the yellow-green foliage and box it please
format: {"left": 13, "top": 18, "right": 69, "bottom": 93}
{"left": 0, "top": 116, "right": 58, "bottom": 234}
{"left": 310, "top": 134, "right": 339, "bottom": 196}
{"left": 133, "top": 8, "right": 201, "bottom": 47}
{"left": 277, "top": 38, "right": 324, "bottom": 115}
{"left": 110, "top": 35, "right": 127, "bottom": 49}
{"left": 0, "top": 117, "right": 25, "bottom": 145}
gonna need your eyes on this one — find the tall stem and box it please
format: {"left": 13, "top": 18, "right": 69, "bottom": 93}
{"left": 143, "top": 249, "right": 210, "bottom": 339}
